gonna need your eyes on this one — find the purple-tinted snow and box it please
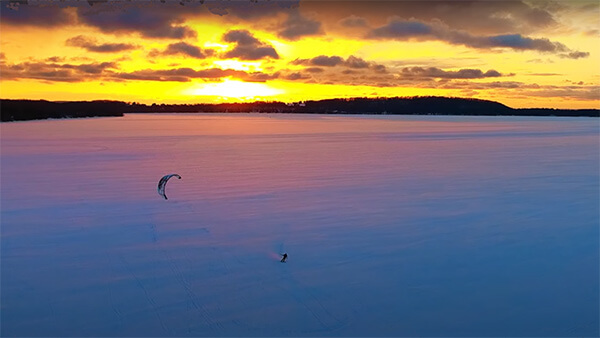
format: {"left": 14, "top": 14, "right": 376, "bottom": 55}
{"left": 1, "top": 114, "right": 598, "bottom": 336}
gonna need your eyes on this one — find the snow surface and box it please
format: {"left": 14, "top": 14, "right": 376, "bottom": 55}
{"left": 1, "top": 113, "right": 598, "bottom": 337}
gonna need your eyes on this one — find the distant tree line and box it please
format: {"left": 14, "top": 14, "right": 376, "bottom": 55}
{"left": 1, "top": 100, "right": 128, "bottom": 122}
{"left": 2, "top": 97, "right": 598, "bottom": 122}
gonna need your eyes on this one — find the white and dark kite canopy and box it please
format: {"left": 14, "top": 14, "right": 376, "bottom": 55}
{"left": 158, "top": 174, "right": 181, "bottom": 200}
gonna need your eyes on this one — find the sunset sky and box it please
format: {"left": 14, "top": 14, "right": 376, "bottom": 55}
{"left": 1, "top": 0, "right": 599, "bottom": 108}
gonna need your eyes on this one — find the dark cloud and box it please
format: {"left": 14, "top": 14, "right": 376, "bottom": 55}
{"left": 206, "top": 4, "right": 229, "bottom": 16}
{"left": 344, "top": 55, "right": 369, "bottom": 69}
{"left": 367, "top": 18, "right": 587, "bottom": 56}
{"left": 76, "top": 5, "right": 197, "bottom": 39}
{"left": 45, "top": 56, "right": 66, "bottom": 63}
{"left": 368, "top": 20, "right": 432, "bottom": 38}
{"left": 310, "top": 55, "right": 344, "bottom": 67}
{"left": 338, "top": 15, "right": 369, "bottom": 28}
{"left": 223, "top": 30, "right": 279, "bottom": 60}
{"left": 278, "top": 12, "right": 323, "bottom": 40}
{"left": 66, "top": 35, "right": 136, "bottom": 53}
{"left": 372, "top": 64, "right": 387, "bottom": 73}
{"left": 147, "top": 49, "right": 161, "bottom": 58}
{"left": 73, "top": 62, "right": 117, "bottom": 74}
{"left": 401, "top": 67, "right": 505, "bottom": 79}
{"left": 559, "top": 51, "right": 590, "bottom": 59}
{"left": 244, "top": 71, "right": 280, "bottom": 82}
{"left": 162, "top": 42, "right": 213, "bottom": 58}
{"left": 292, "top": 55, "right": 386, "bottom": 73}
{"left": 481, "top": 34, "right": 565, "bottom": 52}
{"left": 223, "top": 29, "right": 262, "bottom": 45}
{"left": 225, "top": 46, "right": 280, "bottom": 61}
{"left": 285, "top": 72, "right": 311, "bottom": 80}
{"left": 0, "top": 3, "right": 76, "bottom": 27}
{"left": 0, "top": 60, "right": 117, "bottom": 82}
{"left": 305, "top": 67, "right": 324, "bottom": 73}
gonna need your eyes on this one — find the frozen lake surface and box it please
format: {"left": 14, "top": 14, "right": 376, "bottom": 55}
{"left": 1, "top": 113, "right": 598, "bottom": 336}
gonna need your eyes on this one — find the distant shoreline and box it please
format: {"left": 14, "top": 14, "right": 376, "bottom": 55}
{"left": 2, "top": 97, "right": 598, "bottom": 122}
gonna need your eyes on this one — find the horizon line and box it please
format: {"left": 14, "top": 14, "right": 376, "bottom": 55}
{"left": 2, "top": 96, "right": 599, "bottom": 111}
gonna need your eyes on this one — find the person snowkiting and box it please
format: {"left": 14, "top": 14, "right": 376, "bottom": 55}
{"left": 280, "top": 253, "right": 288, "bottom": 263}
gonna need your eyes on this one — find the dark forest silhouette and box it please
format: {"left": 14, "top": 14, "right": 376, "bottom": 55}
{"left": 1, "top": 96, "right": 598, "bottom": 122}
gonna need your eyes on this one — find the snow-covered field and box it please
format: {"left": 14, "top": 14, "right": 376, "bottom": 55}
{"left": 1, "top": 113, "right": 598, "bottom": 337}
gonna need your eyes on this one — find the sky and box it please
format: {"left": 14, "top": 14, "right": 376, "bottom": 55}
{"left": 0, "top": 0, "right": 599, "bottom": 108}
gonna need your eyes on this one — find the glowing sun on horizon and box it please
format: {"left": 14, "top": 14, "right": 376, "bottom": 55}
{"left": 185, "top": 79, "right": 283, "bottom": 101}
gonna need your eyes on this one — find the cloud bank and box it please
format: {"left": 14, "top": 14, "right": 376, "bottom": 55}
{"left": 149, "top": 42, "right": 214, "bottom": 59}
{"left": 367, "top": 18, "right": 588, "bottom": 58}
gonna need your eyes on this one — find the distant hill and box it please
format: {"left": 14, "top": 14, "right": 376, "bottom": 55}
{"left": 1, "top": 97, "right": 598, "bottom": 122}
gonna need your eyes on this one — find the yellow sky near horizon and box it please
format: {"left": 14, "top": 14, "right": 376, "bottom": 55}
{"left": 0, "top": 1, "right": 599, "bottom": 109}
